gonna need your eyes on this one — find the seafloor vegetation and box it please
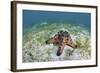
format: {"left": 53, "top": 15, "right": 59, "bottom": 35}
{"left": 22, "top": 22, "right": 91, "bottom": 62}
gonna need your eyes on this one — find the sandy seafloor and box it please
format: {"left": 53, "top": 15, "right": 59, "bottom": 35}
{"left": 22, "top": 22, "right": 91, "bottom": 62}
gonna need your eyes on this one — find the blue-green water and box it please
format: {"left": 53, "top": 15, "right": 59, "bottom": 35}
{"left": 22, "top": 10, "right": 91, "bottom": 62}
{"left": 23, "top": 10, "right": 91, "bottom": 33}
